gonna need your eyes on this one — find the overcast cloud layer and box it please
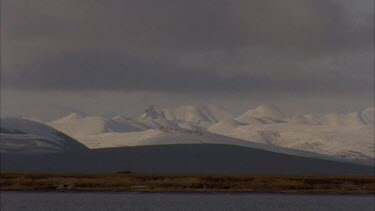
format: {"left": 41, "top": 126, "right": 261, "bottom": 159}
{"left": 1, "top": 0, "right": 374, "bottom": 118}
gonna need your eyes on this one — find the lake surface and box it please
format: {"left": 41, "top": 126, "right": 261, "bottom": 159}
{"left": 1, "top": 192, "right": 374, "bottom": 211}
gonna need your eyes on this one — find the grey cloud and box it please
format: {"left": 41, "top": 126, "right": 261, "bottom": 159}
{"left": 3, "top": 0, "right": 371, "bottom": 50}
{"left": 3, "top": 50, "right": 372, "bottom": 94}
{"left": 1, "top": 0, "right": 373, "bottom": 94}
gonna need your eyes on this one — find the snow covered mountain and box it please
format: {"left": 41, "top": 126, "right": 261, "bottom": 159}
{"left": 361, "top": 107, "right": 374, "bottom": 125}
{"left": 0, "top": 118, "right": 88, "bottom": 154}
{"left": 134, "top": 105, "right": 180, "bottom": 129}
{"left": 289, "top": 111, "right": 370, "bottom": 126}
{"left": 41, "top": 105, "right": 375, "bottom": 165}
{"left": 3, "top": 112, "right": 335, "bottom": 162}
{"left": 63, "top": 126, "right": 340, "bottom": 164}
{"left": 235, "top": 104, "right": 287, "bottom": 124}
{"left": 163, "top": 105, "right": 234, "bottom": 128}
{"left": 48, "top": 112, "right": 143, "bottom": 139}
{"left": 48, "top": 105, "right": 224, "bottom": 141}
{"left": 209, "top": 106, "right": 375, "bottom": 165}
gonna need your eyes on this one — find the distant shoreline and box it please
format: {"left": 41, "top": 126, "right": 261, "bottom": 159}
{"left": 1, "top": 190, "right": 374, "bottom": 196}
{"left": 1, "top": 172, "right": 374, "bottom": 195}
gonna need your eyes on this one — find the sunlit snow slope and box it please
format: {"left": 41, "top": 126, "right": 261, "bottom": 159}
{"left": 209, "top": 106, "right": 375, "bottom": 165}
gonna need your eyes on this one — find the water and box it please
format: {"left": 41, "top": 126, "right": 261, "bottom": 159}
{"left": 1, "top": 192, "right": 374, "bottom": 211}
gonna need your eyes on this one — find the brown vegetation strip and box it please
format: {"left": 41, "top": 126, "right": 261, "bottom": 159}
{"left": 1, "top": 172, "right": 374, "bottom": 194}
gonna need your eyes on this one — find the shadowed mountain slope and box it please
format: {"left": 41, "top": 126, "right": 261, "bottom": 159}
{"left": 1, "top": 144, "right": 373, "bottom": 175}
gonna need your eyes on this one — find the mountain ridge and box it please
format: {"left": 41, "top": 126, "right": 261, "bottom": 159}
{"left": 3, "top": 104, "right": 374, "bottom": 165}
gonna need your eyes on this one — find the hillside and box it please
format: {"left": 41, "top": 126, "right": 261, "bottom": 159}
{"left": 0, "top": 118, "right": 88, "bottom": 154}
{"left": 1, "top": 144, "right": 373, "bottom": 175}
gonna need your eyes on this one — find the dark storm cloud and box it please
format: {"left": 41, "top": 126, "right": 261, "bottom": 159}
{"left": 1, "top": 0, "right": 374, "bottom": 94}
{"left": 3, "top": 50, "right": 372, "bottom": 93}
{"left": 3, "top": 0, "right": 372, "bottom": 50}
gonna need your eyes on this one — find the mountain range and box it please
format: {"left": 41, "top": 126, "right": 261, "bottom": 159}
{"left": 1, "top": 104, "right": 374, "bottom": 174}
{"left": 43, "top": 104, "right": 374, "bottom": 165}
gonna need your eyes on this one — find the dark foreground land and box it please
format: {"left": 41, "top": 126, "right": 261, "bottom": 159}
{"left": 1, "top": 172, "right": 374, "bottom": 194}
{"left": 2, "top": 144, "right": 374, "bottom": 175}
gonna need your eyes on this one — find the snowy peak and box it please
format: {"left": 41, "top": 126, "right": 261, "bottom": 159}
{"left": 112, "top": 115, "right": 128, "bottom": 122}
{"left": 208, "top": 119, "right": 245, "bottom": 133}
{"left": 55, "top": 112, "right": 84, "bottom": 122}
{"left": 248, "top": 104, "right": 285, "bottom": 118}
{"left": 324, "top": 112, "right": 367, "bottom": 126}
{"left": 235, "top": 104, "right": 286, "bottom": 124}
{"left": 361, "top": 107, "right": 374, "bottom": 125}
{"left": 49, "top": 114, "right": 110, "bottom": 137}
{"left": 168, "top": 105, "right": 217, "bottom": 122}
{"left": 163, "top": 105, "right": 234, "bottom": 128}
{"left": 49, "top": 113, "right": 144, "bottom": 139}
{"left": 135, "top": 105, "right": 181, "bottom": 129}
{"left": 140, "top": 105, "right": 166, "bottom": 120}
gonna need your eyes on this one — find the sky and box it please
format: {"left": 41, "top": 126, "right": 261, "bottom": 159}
{"left": 1, "top": 0, "right": 374, "bottom": 120}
